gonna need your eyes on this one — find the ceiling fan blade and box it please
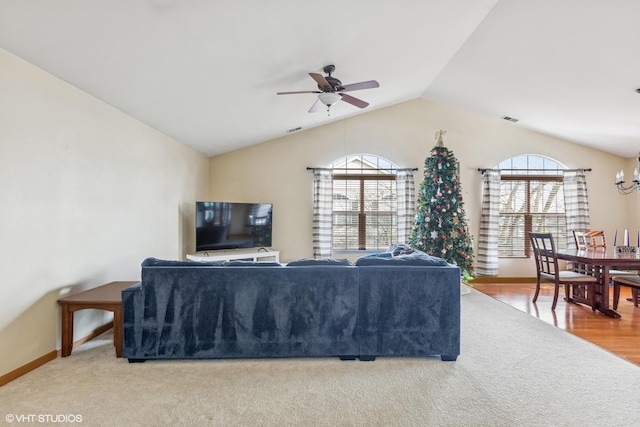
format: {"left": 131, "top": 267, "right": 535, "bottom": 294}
{"left": 308, "top": 99, "right": 323, "bottom": 113}
{"left": 338, "top": 80, "right": 380, "bottom": 92}
{"left": 277, "top": 90, "right": 322, "bottom": 95}
{"left": 339, "top": 93, "right": 369, "bottom": 109}
{"left": 309, "top": 73, "right": 331, "bottom": 89}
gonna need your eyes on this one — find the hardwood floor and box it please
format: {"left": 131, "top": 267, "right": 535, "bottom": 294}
{"left": 472, "top": 282, "right": 640, "bottom": 366}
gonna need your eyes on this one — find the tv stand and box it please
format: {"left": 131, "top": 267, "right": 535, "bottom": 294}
{"left": 187, "top": 248, "right": 279, "bottom": 263}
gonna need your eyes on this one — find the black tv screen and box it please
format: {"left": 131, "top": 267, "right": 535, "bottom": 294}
{"left": 195, "top": 202, "right": 273, "bottom": 251}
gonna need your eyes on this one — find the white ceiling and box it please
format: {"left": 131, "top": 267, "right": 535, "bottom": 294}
{"left": 1, "top": 0, "right": 638, "bottom": 158}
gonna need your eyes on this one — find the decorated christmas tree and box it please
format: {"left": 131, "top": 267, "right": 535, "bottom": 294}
{"left": 408, "top": 130, "right": 475, "bottom": 277}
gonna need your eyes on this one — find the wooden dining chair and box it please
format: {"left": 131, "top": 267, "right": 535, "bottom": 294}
{"left": 611, "top": 275, "right": 640, "bottom": 310}
{"left": 585, "top": 230, "right": 607, "bottom": 248}
{"left": 572, "top": 230, "right": 606, "bottom": 249}
{"left": 573, "top": 230, "right": 589, "bottom": 249}
{"left": 529, "top": 232, "right": 598, "bottom": 310}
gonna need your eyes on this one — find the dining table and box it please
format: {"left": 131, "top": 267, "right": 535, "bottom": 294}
{"left": 555, "top": 248, "right": 640, "bottom": 318}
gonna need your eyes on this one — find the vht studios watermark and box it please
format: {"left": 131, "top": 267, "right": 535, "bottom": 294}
{"left": 5, "top": 414, "right": 83, "bottom": 423}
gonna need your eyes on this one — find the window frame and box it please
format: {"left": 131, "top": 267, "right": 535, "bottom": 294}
{"left": 497, "top": 154, "right": 568, "bottom": 258}
{"left": 329, "top": 154, "right": 399, "bottom": 252}
{"left": 499, "top": 174, "right": 565, "bottom": 258}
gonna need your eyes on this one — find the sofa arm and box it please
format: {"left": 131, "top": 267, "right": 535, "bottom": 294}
{"left": 358, "top": 265, "right": 460, "bottom": 359}
{"left": 122, "top": 282, "right": 143, "bottom": 358}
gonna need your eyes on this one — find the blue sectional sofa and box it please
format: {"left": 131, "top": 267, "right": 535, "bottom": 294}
{"left": 122, "top": 250, "right": 460, "bottom": 362}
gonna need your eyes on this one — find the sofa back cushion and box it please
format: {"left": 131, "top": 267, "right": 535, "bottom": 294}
{"left": 141, "top": 257, "right": 223, "bottom": 267}
{"left": 355, "top": 251, "right": 449, "bottom": 267}
{"left": 223, "top": 260, "right": 282, "bottom": 267}
{"left": 287, "top": 258, "right": 353, "bottom": 267}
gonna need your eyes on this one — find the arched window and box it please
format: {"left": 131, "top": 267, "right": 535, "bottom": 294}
{"left": 312, "top": 154, "right": 415, "bottom": 257}
{"left": 326, "top": 154, "right": 418, "bottom": 251}
{"left": 498, "top": 154, "right": 567, "bottom": 257}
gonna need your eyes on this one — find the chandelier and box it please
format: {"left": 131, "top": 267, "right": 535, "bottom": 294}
{"left": 615, "top": 154, "right": 640, "bottom": 194}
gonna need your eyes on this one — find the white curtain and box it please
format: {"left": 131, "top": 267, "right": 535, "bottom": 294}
{"left": 312, "top": 169, "right": 333, "bottom": 258}
{"left": 563, "top": 171, "right": 590, "bottom": 248}
{"left": 477, "top": 170, "right": 501, "bottom": 276}
{"left": 396, "top": 169, "right": 416, "bottom": 244}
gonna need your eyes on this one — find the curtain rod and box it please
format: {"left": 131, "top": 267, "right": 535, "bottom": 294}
{"left": 477, "top": 167, "right": 592, "bottom": 174}
{"left": 307, "top": 167, "right": 418, "bottom": 172}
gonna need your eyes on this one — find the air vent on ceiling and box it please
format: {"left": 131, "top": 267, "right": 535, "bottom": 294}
{"left": 502, "top": 116, "right": 519, "bottom": 123}
{"left": 287, "top": 126, "right": 302, "bottom": 133}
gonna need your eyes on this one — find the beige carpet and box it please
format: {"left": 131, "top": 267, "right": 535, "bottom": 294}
{"left": 2, "top": 289, "right": 640, "bottom": 426}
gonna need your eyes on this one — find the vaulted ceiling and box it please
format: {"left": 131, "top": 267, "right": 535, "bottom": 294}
{"left": 1, "top": 1, "right": 638, "bottom": 158}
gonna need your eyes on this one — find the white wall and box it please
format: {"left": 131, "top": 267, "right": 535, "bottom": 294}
{"left": 0, "top": 48, "right": 209, "bottom": 377}
{"left": 210, "top": 98, "right": 639, "bottom": 273}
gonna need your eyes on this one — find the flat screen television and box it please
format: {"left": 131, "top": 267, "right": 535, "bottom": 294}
{"left": 195, "top": 201, "right": 273, "bottom": 252}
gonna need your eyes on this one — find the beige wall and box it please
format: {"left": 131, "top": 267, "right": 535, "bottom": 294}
{"left": 0, "top": 48, "right": 209, "bottom": 377}
{"left": 3, "top": 42, "right": 639, "bottom": 378}
{"left": 210, "top": 98, "right": 639, "bottom": 274}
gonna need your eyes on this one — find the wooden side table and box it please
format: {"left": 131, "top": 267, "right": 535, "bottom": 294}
{"left": 58, "top": 281, "right": 138, "bottom": 357}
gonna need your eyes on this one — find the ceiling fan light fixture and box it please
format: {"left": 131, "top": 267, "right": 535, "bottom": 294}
{"left": 318, "top": 92, "right": 341, "bottom": 106}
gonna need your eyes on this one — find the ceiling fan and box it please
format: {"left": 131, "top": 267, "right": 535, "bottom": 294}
{"left": 277, "top": 65, "right": 379, "bottom": 115}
